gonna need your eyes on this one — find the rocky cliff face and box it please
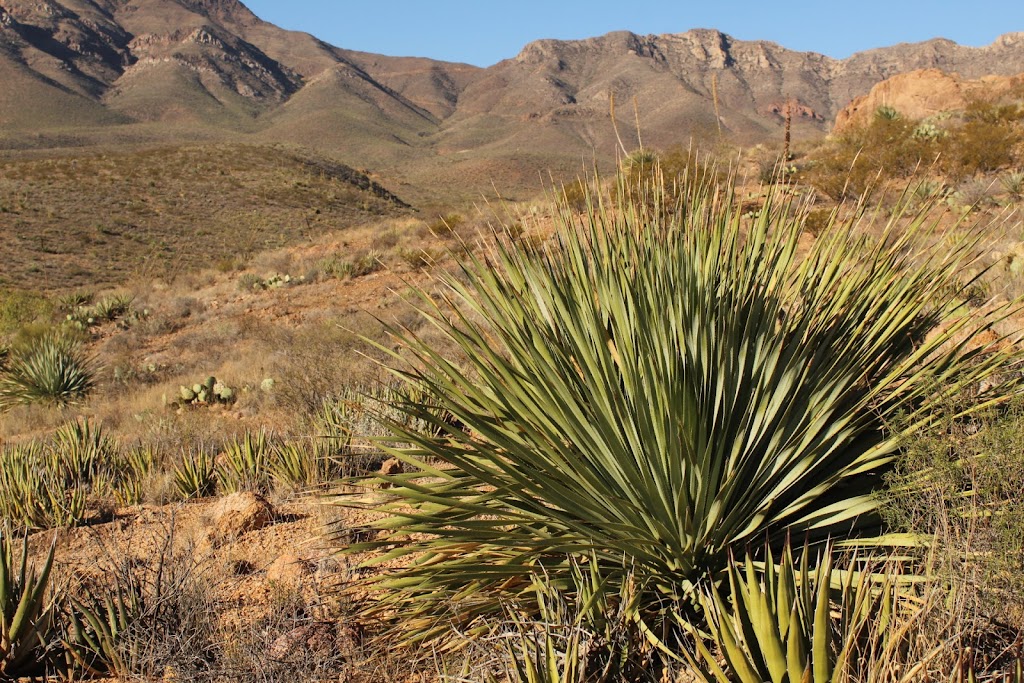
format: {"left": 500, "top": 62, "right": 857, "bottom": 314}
{"left": 834, "top": 68, "right": 1024, "bottom": 131}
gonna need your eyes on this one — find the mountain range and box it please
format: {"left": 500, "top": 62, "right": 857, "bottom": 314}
{"left": 2, "top": 0, "right": 1024, "bottom": 199}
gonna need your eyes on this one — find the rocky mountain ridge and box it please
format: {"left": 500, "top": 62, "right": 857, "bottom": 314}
{"left": 2, "top": 0, "right": 1023, "bottom": 196}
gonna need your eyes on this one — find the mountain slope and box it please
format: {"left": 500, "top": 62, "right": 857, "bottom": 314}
{"left": 2, "top": 0, "right": 1024, "bottom": 198}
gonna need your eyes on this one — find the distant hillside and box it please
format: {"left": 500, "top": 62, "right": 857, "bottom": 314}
{"left": 0, "top": 144, "right": 408, "bottom": 290}
{"left": 2, "top": 0, "right": 1024, "bottom": 197}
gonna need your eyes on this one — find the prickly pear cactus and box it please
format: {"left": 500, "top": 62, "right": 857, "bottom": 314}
{"left": 213, "top": 381, "right": 234, "bottom": 402}
{"left": 174, "top": 376, "right": 236, "bottom": 408}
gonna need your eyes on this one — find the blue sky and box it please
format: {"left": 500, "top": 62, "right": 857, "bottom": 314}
{"left": 243, "top": 1, "right": 1024, "bottom": 67}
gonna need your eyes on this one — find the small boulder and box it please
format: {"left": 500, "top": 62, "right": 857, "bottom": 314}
{"left": 266, "top": 553, "right": 313, "bottom": 586}
{"left": 380, "top": 458, "right": 404, "bottom": 476}
{"left": 207, "top": 492, "right": 274, "bottom": 547}
{"left": 378, "top": 458, "right": 404, "bottom": 489}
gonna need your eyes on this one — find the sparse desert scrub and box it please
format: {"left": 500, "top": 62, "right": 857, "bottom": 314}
{"left": 337, "top": 170, "right": 1022, "bottom": 678}
{"left": 885, "top": 399, "right": 1024, "bottom": 668}
{"left": 0, "top": 288, "right": 53, "bottom": 339}
{"left": 61, "top": 525, "right": 221, "bottom": 680}
{"left": 0, "top": 145, "right": 410, "bottom": 291}
{"left": 805, "top": 97, "right": 1024, "bottom": 201}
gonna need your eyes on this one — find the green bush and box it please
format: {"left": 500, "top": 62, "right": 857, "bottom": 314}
{"left": 428, "top": 213, "right": 464, "bottom": 236}
{"left": 0, "top": 333, "right": 96, "bottom": 409}
{"left": 0, "top": 442, "right": 89, "bottom": 529}
{"left": 0, "top": 289, "right": 53, "bottom": 339}
{"left": 804, "top": 107, "right": 936, "bottom": 200}
{"left": 216, "top": 429, "right": 273, "bottom": 494}
{"left": 173, "top": 449, "right": 216, "bottom": 500}
{"left": 316, "top": 250, "right": 382, "bottom": 280}
{"left": 941, "top": 117, "right": 1021, "bottom": 179}
{"left": 615, "top": 146, "right": 722, "bottom": 211}
{"left": 237, "top": 272, "right": 264, "bottom": 292}
{"left": 337, "top": 172, "right": 1020, "bottom": 651}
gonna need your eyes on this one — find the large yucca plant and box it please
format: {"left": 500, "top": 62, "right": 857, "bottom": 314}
{"left": 338, "top": 171, "right": 1021, "bottom": 645}
{"left": 0, "top": 333, "right": 95, "bottom": 410}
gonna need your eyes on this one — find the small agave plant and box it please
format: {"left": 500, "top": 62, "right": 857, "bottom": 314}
{"left": 0, "top": 527, "right": 60, "bottom": 678}
{"left": 683, "top": 542, "right": 916, "bottom": 683}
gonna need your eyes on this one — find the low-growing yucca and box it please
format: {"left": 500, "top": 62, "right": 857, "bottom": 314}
{"left": 1, "top": 527, "right": 59, "bottom": 677}
{"left": 216, "top": 429, "right": 273, "bottom": 494}
{"left": 0, "top": 333, "right": 95, "bottom": 409}
{"left": 684, "top": 542, "right": 924, "bottom": 683}
{"left": 0, "top": 443, "right": 89, "bottom": 529}
{"left": 339, "top": 170, "right": 1022, "bottom": 646}
{"left": 173, "top": 450, "right": 216, "bottom": 500}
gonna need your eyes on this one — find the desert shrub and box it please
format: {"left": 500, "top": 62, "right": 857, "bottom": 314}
{"left": 682, "top": 541, "right": 927, "bottom": 683}
{"left": 173, "top": 449, "right": 217, "bottom": 500}
{"left": 963, "top": 97, "right": 1024, "bottom": 125}
{"left": 267, "top": 323, "right": 364, "bottom": 417}
{"left": 399, "top": 247, "right": 442, "bottom": 270}
{"left": 111, "top": 446, "right": 155, "bottom": 506}
{"left": 0, "top": 419, "right": 120, "bottom": 529}
{"left": 371, "top": 228, "right": 400, "bottom": 251}
{"left": 347, "top": 250, "right": 382, "bottom": 278}
{"left": 427, "top": 213, "right": 464, "bottom": 237}
{"left": 801, "top": 206, "right": 834, "bottom": 237}
{"left": 90, "top": 293, "right": 133, "bottom": 322}
{"left": 63, "top": 530, "right": 219, "bottom": 680}
{"left": 237, "top": 272, "right": 264, "bottom": 292}
{"left": 214, "top": 583, "right": 356, "bottom": 682}
{"left": 940, "top": 116, "right": 1022, "bottom": 180}
{"left": 615, "top": 146, "right": 722, "bottom": 212}
{"left": 64, "top": 293, "right": 135, "bottom": 330}
{"left": 886, "top": 399, "right": 1024, "bottom": 631}
{"left": 316, "top": 250, "right": 381, "bottom": 281}
{"left": 0, "top": 442, "right": 89, "bottom": 529}
{"left": 216, "top": 428, "right": 274, "bottom": 494}
{"left": 1001, "top": 170, "right": 1024, "bottom": 200}
{"left": 560, "top": 178, "right": 592, "bottom": 212}
{"left": 55, "top": 291, "right": 94, "bottom": 313}
{"left": 0, "top": 333, "right": 96, "bottom": 409}
{"left": 951, "top": 177, "right": 1000, "bottom": 208}
{"left": 335, "top": 172, "right": 1021, "bottom": 655}
{"left": 0, "top": 289, "right": 53, "bottom": 339}
{"left": 804, "top": 107, "right": 937, "bottom": 200}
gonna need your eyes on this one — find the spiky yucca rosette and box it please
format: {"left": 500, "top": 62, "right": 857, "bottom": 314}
{"left": 336, "top": 171, "right": 1023, "bottom": 650}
